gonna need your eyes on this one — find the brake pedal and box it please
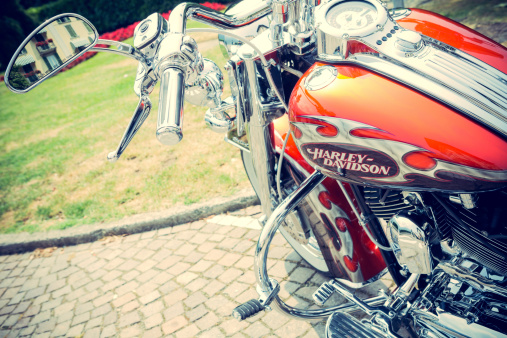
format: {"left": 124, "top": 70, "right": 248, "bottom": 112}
{"left": 313, "top": 281, "right": 336, "bottom": 306}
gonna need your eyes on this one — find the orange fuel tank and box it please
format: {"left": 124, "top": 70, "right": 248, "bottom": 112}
{"left": 288, "top": 10, "right": 507, "bottom": 192}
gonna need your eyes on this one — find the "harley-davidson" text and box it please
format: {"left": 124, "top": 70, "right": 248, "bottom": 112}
{"left": 306, "top": 148, "right": 392, "bottom": 175}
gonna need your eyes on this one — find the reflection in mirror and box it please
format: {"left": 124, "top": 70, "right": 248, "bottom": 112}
{"left": 7, "top": 15, "right": 97, "bottom": 92}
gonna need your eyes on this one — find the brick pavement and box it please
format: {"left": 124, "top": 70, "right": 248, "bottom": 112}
{"left": 0, "top": 205, "right": 394, "bottom": 337}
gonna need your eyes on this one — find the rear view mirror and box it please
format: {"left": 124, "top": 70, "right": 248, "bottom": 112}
{"left": 5, "top": 14, "right": 98, "bottom": 93}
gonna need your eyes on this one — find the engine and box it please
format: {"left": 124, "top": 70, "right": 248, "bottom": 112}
{"left": 364, "top": 186, "right": 507, "bottom": 335}
{"left": 364, "top": 187, "right": 507, "bottom": 277}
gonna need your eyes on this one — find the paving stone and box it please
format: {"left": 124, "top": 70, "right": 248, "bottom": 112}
{"left": 141, "top": 300, "right": 164, "bottom": 318}
{"left": 30, "top": 310, "right": 51, "bottom": 326}
{"left": 120, "top": 323, "right": 141, "bottom": 337}
{"left": 166, "top": 261, "right": 190, "bottom": 275}
{"left": 35, "top": 318, "right": 57, "bottom": 334}
{"left": 52, "top": 285, "right": 71, "bottom": 299}
{"left": 195, "top": 311, "right": 219, "bottom": 331}
{"left": 37, "top": 274, "right": 57, "bottom": 288}
{"left": 119, "top": 311, "right": 140, "bottom": 327}
{"left": 136, "top": 270, "right": 159, "bottom": 284}
{"left": 85, "top": 316, "right": 102, "bottom": 330}
{"left": 145, "top": 312, "right": 163, "bottom": 329}
{"left": 93, "top": 291, "right": 114, "bottom": 307}
{"left": 92, "top": 303, "right": 113, "bottom": 318}
{"left": 289, "top": 267, "right": 315, "bottom": 284}
{"left": 9, "top": 277, "right": 27, "bottom": 288}
{"left": 116, "top": 281, "right": 139, "bottom": 297}
{"left": 102, "top": 279, "right": 124, "bottom": 294}
{"left": 187, "top": 304, "right": 208, "bottom": 322}
{"left": 184, "top": 291, "right": 207, "bottom": 309}
{"left": 203, "top": 249, "right": 227, "bottom": 261}
{"left": 218, "top": 268, "right": 243, "bottom": 284}
{"left": 175, "top": 323, "right": 200, "bottom": 338}
{"left": 220, "top": 318, "right": 249, "bottom": 336}
{"left": 163, "top": 302, "right": 184, "bottom": 321}
{"left": 83, "top": 327, "right": 101, "bottom": 338}
{"left": 121, "top": 299, "right": 140, "bottom": 314}
{"left": 203, "top": 264, "right": 225, "bottom": 279}
{"left": 19, "top": 325, "right": 36, "bottom": 336}
{"left": 223, "top": 282, "right": 249, "bottom": 298}
{"left": 202, "top": 280, "right": 226, "bottom": 297}
{"left": 67, "top": 323, "right": 85, "bottom": 337}
{"left": 2, "top": 314, "right": 20, "bottom": 329}
{"left": 143, "top": 326, "right": 163, "bottom": 338}
{"left": 1, "top": 287, "right": 20, "bottom": 301}
{"left": 136, "top": 259, "right": 157, "bottom": 273}
{"left": 122, "top": 269, "right": 141, "bottom": 282}
{"left": 7, "top": 291, "right": 25, "bottom": 306}
{"left": 101, "top": 324, "right": 117, "bottom": 337}
{"left": 164, "top": 289, "right": 188, "bottom": 307}
{"left": 243, "top": 321, "right": 271, "bottom": 337}
{"left": 197, "top": 242, "right": 218, "bottom": 253}
{"left": 103, "top": 310, "right": 118, "bottom": 326}
{"left": 71, "top": 312, "right": 90, "bottom": 326}
{"left": 217, "top": 252, "right": 242, "bottom": 266}
{"left": 162, "top": 315, "right": 188, "bottom": 335}
{"left": 199, "top": 327, "right": 226, "bottom": 338}
{"left": 12, "top": 315, "right": 31, "bottom": 331}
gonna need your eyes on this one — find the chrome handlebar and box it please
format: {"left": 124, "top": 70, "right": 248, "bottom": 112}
{"left": 156, "top": 68, "right": 185, "bottom": 145}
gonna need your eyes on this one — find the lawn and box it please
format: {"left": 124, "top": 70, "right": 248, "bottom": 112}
{"left": 0, "top": 30, "right": 251, "bottom": 234}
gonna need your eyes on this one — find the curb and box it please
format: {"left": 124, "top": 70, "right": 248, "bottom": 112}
{"left": 0, "top": 189, "right": 259, "bottom": 255}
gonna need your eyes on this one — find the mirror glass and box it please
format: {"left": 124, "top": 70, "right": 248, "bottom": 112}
{"left": 6, "top": 15, "right": 97, "bottom": 92}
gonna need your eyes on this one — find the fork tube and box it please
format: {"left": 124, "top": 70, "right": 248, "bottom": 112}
{"left": 243, "top": 53, "right": 276, "bottom": 217}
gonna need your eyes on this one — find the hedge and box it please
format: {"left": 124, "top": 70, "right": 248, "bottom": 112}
{"left": 28, "top": 0, "right": 230, "bottom": 34}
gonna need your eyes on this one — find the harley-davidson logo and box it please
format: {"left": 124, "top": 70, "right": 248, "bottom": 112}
{"left": 301, "top": 143, "right": 399, "bottom": 178}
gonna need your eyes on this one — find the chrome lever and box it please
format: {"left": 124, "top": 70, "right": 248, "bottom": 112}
{"left": 107, "top": 96, "right": 152, "bottom": 162}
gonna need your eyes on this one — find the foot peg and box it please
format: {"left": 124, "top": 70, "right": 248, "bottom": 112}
{"left": 232, "top": 279, "right": 280, "bottom": 321}
{"left": 232, "top": 299, "right": 264, "bottom": 320}
{"left": 313, "top": 281, "right": 336, "bottom": 306}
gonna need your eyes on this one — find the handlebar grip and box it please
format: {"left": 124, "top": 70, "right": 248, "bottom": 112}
{"left": 157, "top": 67, "right": 185, "bottom": 145}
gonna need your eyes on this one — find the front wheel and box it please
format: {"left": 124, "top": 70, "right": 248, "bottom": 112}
{"left": 240, "top": 150, "right": 330, "bottom": 274}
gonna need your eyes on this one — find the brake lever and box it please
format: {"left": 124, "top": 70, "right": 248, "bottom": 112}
{"left": 107, "top": 96, "right": 152, "bottom": 162}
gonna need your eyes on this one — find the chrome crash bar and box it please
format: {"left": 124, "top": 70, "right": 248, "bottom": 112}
{"left": 252, "top": 170, "right": 387, "bottom": 320}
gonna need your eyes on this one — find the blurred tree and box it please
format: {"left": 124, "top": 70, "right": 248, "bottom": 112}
{"left": 8, "top": 69, "right": 30, "bottom": 90}
{"left": 19, "top": 0, "right": 57, "bottom": 9}
{"left": 0, "top": 0, "right": 37, "bottom": 71}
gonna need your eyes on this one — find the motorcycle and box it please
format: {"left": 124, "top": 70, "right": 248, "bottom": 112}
{"left": 5, "top": 0, "right": 507, "bottom": 336}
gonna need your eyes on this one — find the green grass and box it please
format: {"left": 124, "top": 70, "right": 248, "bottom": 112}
{"left": 0, "top": 34, "right": 250, "bottom": 233}
{"left": 416, "top": 0, "right": 507, "bottom": 24}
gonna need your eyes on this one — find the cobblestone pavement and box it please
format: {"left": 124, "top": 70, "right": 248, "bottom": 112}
{"left": 0, "top": 205, "right": 394, "bottom": 337}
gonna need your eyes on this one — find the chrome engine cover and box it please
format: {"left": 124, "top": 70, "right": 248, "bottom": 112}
{"left": 386, "top": 210, "right": 433, "bottom": 274}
